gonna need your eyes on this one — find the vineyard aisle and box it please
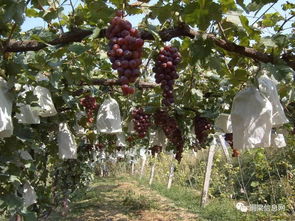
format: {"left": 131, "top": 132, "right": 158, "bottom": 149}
{"left": 47, "top": 177, "right": 199, "bottom": 221}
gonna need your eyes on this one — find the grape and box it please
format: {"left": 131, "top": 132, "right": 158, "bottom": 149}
{"left": 132, "top": 107, "right": 151, "bottom": 138}
{"left": 232, "top": 148, "right": 240, "bottom": 157}
{"left": 95, "top": 143, "right": 104, "bottom": 151}
{"left": 106, "top": 10, "right": 144, "bottom": 95}
{"left": 150, "top": 145, "right": 162, "bottom": 157}
{"left": 153, "top": 45, "right": 181, "bottom": 106}
{"left": 80, "top": 95, "right": 98, "bottom": 123}
{"left": 224, "top": 133, "right": 233, "bottom": 148}
{"left": 194, "top": 115, "right": 212, "bottom": 148}
{"left": 154, "top": 110, "right": 184, "bottom": 162}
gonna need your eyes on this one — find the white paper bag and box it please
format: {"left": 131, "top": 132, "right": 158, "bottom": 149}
{"left": 231, "top": 86, "right": 273, "bottom": 150}
{"left": 116, "top": 150, "right": 125, "bottom": 158}
{"left": 16, "top": 104, "right": 40, "bottom": 124}
{"left": 116, "top": 133, "right": 127, "bottom": 147}
{"left": 127, "top": 120, "right": 135, "bottom": 133}
{"left": 139, "top": 148, "right": 147, "bottom": 160}
{"left": 58, "top": 123, "right": 77, "bottom": 159}
{"left": 126, "top": 148, "right": 136, "bottom": 158}
{"left": 258, "top": 74, "right": 288, "bottom": 126}
{"left": 33, "top": 86, "right": 57, "bottom": 117}
{"left": 98, "top": 150, "right": 106, "bottom": 160}
{"left": 214, "top": 114, "right": 232, "bottom": 133}
{"left": 74, "top": 111, "right": 86, "bottom": 136}
{"left": 149, "top": 129, "right": 167, "bottom": 148}
{"left": 16, "top": 85, "right": 40, "bottom": 124}
{"left": 96, "top": 97, "right": 122, "bottom": 134}
{"left": 271, "top": 133, "right": 286, "bottom": 148}
{"left": 23, "top": 182, "right": 37, "bottom": 208}
{"left": 0, "top": 78, "right": 13, "bottom": 138}
{"left": 92, "top": 150, "right": 99, "bottom": 162}
{"left": 19, "top": 150, "right": 33, "bottom": 160}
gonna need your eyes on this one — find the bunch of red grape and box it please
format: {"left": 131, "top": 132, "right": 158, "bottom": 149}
{"left": 84, "top": 144, "right": 94, "bottom": 151}
{"left": 150, "top": 145, "right": 162, "bottom": 157}
{"left": 95, "top": 143, "right": 104, "bottom": 151}
{"left": 80, "top": 95, "right": 98, "bottom": 123}
{"left": 194, "top": 115, "right": 212, "bottom": 147}
{"left": 132, "top": 107, "right": 151, "bottom": 138}
{"left": 154, "top": 110, "right": 184, "bottom": 161}
{"left": 224, "top": 133, "right": 240, "bottom": 157}
{"left": 106, "top": 10, "right": 144, "bottom": 94}
{"left": 232, "top": 148, "right": 240, "bottom": 157}
{"left": 153, "top": 46, "right": 181, "bottom": 106}
{"left": 224, "top": 133, "right": 233, "bottom": 148}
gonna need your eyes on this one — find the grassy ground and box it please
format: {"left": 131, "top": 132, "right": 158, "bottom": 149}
{"left": 44, "top": 175, "right": 294, "bottom": 221}
{"left": 135, "top": 176, "right": 294, "bottom": 221}
{"left": 46, "top": 176, "right": 198, "bottom": 221}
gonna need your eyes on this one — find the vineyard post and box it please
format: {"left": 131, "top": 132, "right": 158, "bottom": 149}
{"left": 149, "top": 153, "right": 158, "bottom": 185}
{"left": 167, "top": 154, "right": 175, "bottom": 189}
{"left": 218, "top": 135, "right": 232, "bottom": 163}
{"left": 140, "top": 156, "right": 146, "bottom": 179}
{"left": 131, "top": 160, "right": 135, "bottom": 175}
{"left": 201, "top": 145, "right": 216, "bottom": 207}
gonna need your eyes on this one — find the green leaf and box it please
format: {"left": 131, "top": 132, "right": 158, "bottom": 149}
{"left": 251, "top": 181, "right": 259, "bottom": 187}
{"left": 108, "top": 0, "right": 122, "bottom": 7}
{"left": 184, "top": 1, "right": 222, "bottom": 30}
{"left": 89, "top": 27, "right": 101, "bottom": 40}
{"left": 261, "top": 13, "right": 284, "bottom": 27}
{"left": 9, "top": 175, "right": 21, "bottom": 184}
{"left": 25, "top": 8, "right": 40, "bottom": 17}
{"left": 189, "top": 37, "right": 214, "bottom": 62}
{"left": 261, "top": 37, "right": 277, "bottom": 47}
{"left": 225, "top": 11, "right": 243, "bottom": 26}
{"left": 68, "top": 43, "right": 90, "bottom": 55}
{"left": 23, "top": 212, "right": 37, "bottom": 221}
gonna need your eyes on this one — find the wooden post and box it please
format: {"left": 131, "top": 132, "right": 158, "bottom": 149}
{"left": 140, "top": 157, "right": 146, "bottom": 179}
{"left": 167, "top": 164, "right": 174, "bottom": 189}
{"left": 149, "top": 153, "right": 157, "bottom": 185}
{"left": 201, "top": 145, "right": 216, "bottom": 207}
{"left": 100, "top": 160, "right": 104, "bottom": 177}
{"left": 131, "top": 161, "right": 135, "bottom": 175}
{"left": 218, "top": 134, "right": 232, "bottom": 163}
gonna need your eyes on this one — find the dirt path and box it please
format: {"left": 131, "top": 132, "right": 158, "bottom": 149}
{"left": 55, "top": 177, "right": 199, "bottom": 221}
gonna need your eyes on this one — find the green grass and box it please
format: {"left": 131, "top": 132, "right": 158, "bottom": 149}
{"left": 133, "top": 177, "right": 267, "bottom": 221}
{"left": 136, "top": 176, "right": 201, "bottom": 213}
{"left": 122, "top": 189, "right": 158, "bottom": 211}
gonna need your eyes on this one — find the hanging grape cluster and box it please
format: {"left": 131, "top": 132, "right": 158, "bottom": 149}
{"left": 224, "top": 133, "right": 240, "bottom": 157}
{"left": 95, "top": 143, "right": 104, "bottom": 150}
{"left": 132, "top": 107, "right": 151, "bottom": 138}
{"left": 80, "top": 95, "right": 98, "bottom": 123}
{"left": 194, "top": 115, "right": 212, "bottom": 147}
{"left": 154, "top": 110, "right": 184, "bottom": 162}
{"left": 106, "top": 10, "right": 144, "bottom": 94}
{"left": 224, "top": 133, "right": 233, "bottom": 148}
{"left": 150, "top": 145, "right": 162, "bottom": 157}
{"left": 153, "top": 46, "right": 181, "bottom": 106}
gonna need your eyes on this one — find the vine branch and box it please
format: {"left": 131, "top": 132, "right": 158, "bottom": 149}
{"left": 2, "top": 23, "right": 295, "bottom": 71}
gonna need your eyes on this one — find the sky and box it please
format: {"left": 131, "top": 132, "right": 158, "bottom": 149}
{"left": 21, "top": 0, "right": 293, "bottom": 35}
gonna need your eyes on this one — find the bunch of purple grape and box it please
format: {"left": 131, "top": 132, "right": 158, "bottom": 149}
{"left": 153, "top": 46, "right": 181, "bottom": 106}
{"left": 132, "top": 107, "right": 151, "bottom": 138}
{"left": 194, "top": 115, "right": 212, "bottom": 147}
{"left": 106, "top": 10, "right": 144, "bottom": 89}
{"left": 154, "top": 110, "right": 184, "bottom": 162}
